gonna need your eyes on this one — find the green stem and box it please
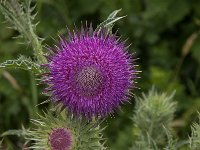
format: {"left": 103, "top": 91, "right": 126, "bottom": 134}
{"left": 29, "top": 29, "right": 47, "bottom": 64}
{"left": 30, "top": 72, "right": 38, "bottom": 117}
{"left": 1, "top": 0, "right": 47, "bottom": 64}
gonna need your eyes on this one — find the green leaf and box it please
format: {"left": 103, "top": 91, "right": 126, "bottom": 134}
{"left": 107, "top": 9, "right": 122, "bottom": 19}
{"left": 0, "top": 56, "right": 43, "bottom": 74}
{"left": 1, "top": 129, "right": 27, "bottom": 137}
{"left": 95, "top": 9, "right": 126, "bottom": 33}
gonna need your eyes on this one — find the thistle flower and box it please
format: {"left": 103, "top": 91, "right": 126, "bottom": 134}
{"left": 43, "top": 25, "right": 137, "bottom": 118}
{"left": 49, "top": 128, "right": 72, "bottom": 150}
{"left": 25, "top": 108, "right": 105, "bottom": 150}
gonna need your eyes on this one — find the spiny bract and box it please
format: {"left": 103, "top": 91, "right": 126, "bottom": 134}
{"left": 43, "top": 25, "right": 137, "bottom": 118}
{"left": 25, "top": 108, "right": 105, "bottom": 150}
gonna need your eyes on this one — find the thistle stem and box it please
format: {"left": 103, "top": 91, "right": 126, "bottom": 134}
{"left": 29, "top": 28, "right": 47, "bottom": 64}
{"left": 0, "top": 0, "right": 47, "bottom": 64}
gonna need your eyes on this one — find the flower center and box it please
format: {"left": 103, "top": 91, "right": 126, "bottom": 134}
{"left": 49, "top": 128, "right": 73, "bottom": 150}
{"left": 75, "top": 66, "right": 103, "bottom": 97}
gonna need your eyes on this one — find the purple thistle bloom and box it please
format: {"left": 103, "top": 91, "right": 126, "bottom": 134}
{"left": 49, "top": 128, "right": 73, "bottom": 150}
{"left": 43, "top": 25, "right": 137, "bottom": 118}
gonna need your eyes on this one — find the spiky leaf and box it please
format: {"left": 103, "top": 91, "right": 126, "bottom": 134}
{"left": 95, "top": 9, "right": 125, "bottom": 33}
{"left": 0, "top": 56, "right": 43, "bottom": 74}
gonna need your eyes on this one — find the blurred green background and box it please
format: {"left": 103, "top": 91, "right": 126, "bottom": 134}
{"left": 0, "top": 0, "right": 200, "bottom": 149}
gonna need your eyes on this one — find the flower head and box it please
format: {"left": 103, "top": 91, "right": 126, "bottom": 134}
{"left": 25, "top": 108, "right": 105, "bottom": 150}
{"left": 49, "top": 128, "right": 72, "bottom": 150}
{"left": 43, "top": 25, "right": 137, "bottom": 118}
